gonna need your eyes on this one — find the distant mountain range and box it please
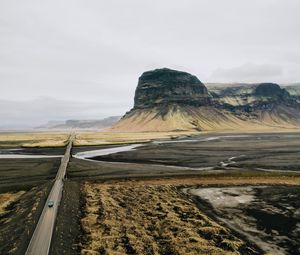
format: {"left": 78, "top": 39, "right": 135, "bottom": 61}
{"left": 112, "top": 68, "right": 300, "bottom": 132}
{"left": 206, "top": 82, "right": 300, "bottom": 104}
{"left": 37, "top": 116, "right": 121, "bottom": 130}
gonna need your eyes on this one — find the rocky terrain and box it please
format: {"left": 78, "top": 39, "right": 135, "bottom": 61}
{"left": 134, "top": 68, "right": 211, "bottom": 109}
{"left": 190, "top": 186, "right": 300, "bottom": 255}
{"left": 208, "top": 82, "right": 300, "bottom": 107}
{"left": 112, "top": 68, "right": 300, "bottom": 132}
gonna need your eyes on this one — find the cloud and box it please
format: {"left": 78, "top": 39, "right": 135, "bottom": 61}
{"left": 210, "top": 63, "right": 283, "bottom": 83}
{"left": 1, "top": 0, "right": 300, "bottom": 127}
{"left": 0, "top": 97, "right": 126, "bottom": 129}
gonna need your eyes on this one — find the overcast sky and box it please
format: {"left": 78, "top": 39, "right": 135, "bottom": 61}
{"left": 1, "top": 0, "right": 300, "bottom": 127}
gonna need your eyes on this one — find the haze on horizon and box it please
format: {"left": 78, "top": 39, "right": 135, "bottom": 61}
{"left": 1, "top": 0, "right": 300, "bottom": 128}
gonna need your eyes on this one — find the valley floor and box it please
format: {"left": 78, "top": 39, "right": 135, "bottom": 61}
{"left": 0, "top": 132, "right": 300, "bottom": 254}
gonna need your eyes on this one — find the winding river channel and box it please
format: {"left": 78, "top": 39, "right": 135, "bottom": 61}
{"left": 73, "top": 144, "right": 141, "bottom": 160}
{"left": 0, "top": 135, "right": 251, "bottom": 160}
{"left": 73, "top": 135, "right": 251, "bottom": 160}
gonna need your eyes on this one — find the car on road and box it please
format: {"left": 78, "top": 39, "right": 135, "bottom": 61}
{"left": 48, "top": 200, "right": 54, "bottom": 208}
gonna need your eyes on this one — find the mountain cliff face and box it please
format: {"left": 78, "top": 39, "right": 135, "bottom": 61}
{"left": 208, "top": 82, "right": 299, "bottom": 108}
{"left": 134, "top": 68, "right": 211, "bottom": 109}
{"left": 113, "top": 68, "right": 300, "bottom": 132}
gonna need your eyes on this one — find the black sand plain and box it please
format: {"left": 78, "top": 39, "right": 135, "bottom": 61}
{"left": 0, "top": 133, "right": 300, "bottom": 254}
{"left": 87, "top": 133, "right": 300, "bottom": 171}
{"left": 0, "top": 145, "right": 63, "bottom": 254}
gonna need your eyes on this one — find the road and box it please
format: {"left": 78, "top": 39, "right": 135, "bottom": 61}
{"left": 25, "top": 134, "right": 74, "bottom": 255}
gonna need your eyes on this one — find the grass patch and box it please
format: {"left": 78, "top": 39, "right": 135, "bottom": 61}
{"left": 74, "top": 131, "right": 198, "bottom": 146}
{"left": 0, "top": 132, "right": 69, "bottom": 148}
{"left": 80, "top": 182, "right": 260, "bottom": 255}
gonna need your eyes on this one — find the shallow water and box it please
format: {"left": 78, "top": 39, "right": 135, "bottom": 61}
{"left": 0, "top": 154, "right": 62, "bottom": 159}
{"left": 0, "top": 148, "right": 23, "bottom": 152}
{"left": 153, "top": 135, "right": 250, "bottom": 144}
{"left": 73, "top": 144, "right": 141, "bottom": 159}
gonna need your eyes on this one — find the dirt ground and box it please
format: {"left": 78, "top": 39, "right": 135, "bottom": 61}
{"left": 90, "top": 133, "right": 300, "bottom": 171}
{"left": 0, "top": 156, "right": 61, "bottom": 254}
{"left": 1, "top": 132, "right": 300, "bottom": 254}
{"left": 50, "top": 181, "right": 82, "bottom": 255}
{"left": 65, "top": 133, "right": 300, "bottom": 254}
{"left": 0, "top": 183, "right": 52, "bottom": 255}
{"left": 0, "top": 157, "right": 61, "bottom": 192}
{"left": 190, "top": 186, "right": 300, "bottom": 255}
{"left": 80, "top": 181, "right": 261, "bottom": 255}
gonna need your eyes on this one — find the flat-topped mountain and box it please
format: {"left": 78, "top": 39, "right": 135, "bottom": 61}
{"left": 113, "top": 68, "right": 300, "bottom": 132}
{"left": 134, "top": 68, "right": 211, "bottom": 109}
{"left": 254, "top": 83, "right": 289, "bottom": 98}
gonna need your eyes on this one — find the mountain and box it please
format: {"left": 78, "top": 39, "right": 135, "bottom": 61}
{"left": 112, "top": 68, "right": 300, "bottom": 132}
{"left": 37, "top": 116, "right": 121, "bottom": 130}
{"left": 283, "top": 83, "right": 300, "bottom": 102}
{"left": 207, "top": 82, "right": 300, "bottom": 105}
{"left": 134, "top": 68, "right": 211, "bottom": 108}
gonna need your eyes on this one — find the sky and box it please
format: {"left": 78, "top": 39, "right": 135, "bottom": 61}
{"left": 1, "top": 0, "right": 300, "bottom": 128}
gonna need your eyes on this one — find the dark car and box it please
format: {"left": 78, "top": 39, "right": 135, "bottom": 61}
{"left": 48, "top": 200, "right": 54, "bottom": 208}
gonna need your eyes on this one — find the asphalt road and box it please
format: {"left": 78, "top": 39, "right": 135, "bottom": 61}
{"left": 25, "top": 135, "right": 74, "bottom": 255}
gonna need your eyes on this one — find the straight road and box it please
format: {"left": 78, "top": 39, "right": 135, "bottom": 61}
{"left": 25, "top": 134, "right": 75, "bottom": 255}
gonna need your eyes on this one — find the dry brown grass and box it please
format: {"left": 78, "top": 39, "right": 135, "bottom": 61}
{"left": 75, "top": 123, "right": 300, "bottom": 147}
{"left": 0, "top": 185, "right": 50, "bottom": 254}
{"left": 0, "top": 132, "right": 69, "bottom": 147}
{"left": 94, "top": 175, "right": 300, "bottom": 187}
{"left": 0, "top": 191, "right": 25, "bottom": 216}
{"left": 74, "top": 131, "right": 197, "bottom": 146}
{"left": 80, "top": 182, "right": 260, "bottom": 255}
